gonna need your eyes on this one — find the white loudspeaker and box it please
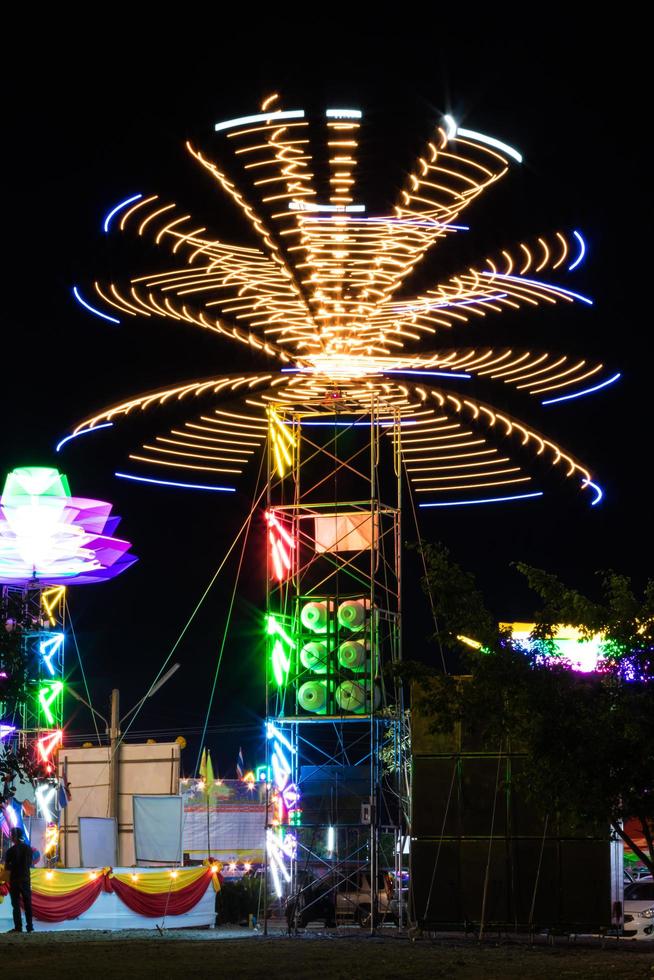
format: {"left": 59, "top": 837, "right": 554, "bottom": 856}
{"left": 337, "top": 598, "right": 366, "bottom": 631}
{"left": 335, "top": 679, "right": 381, "bottom": 714}
{"left": 301, "top": 601, "right": 329, "bottom": 633}
{"left": 298, "top": 680, "right": 327, "bottom": 713}
{"left": 301, "top": 641, "right": 329, "bottom": 673}
{"left": 338, "top": 640, "right": 367, "bottom": 671}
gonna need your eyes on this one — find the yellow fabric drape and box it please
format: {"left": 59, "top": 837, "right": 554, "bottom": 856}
{"left": 3, "top": 864, "right": 221, "bottom": 897}
{"left": 110, "top": 866, "right": 208, "bottom": 893}
{"left": 30, "top": 868, "right": 105, "bottom": 895}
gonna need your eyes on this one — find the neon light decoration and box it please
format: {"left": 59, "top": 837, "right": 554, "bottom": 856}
{"left": 505, "top": 622, "right": 606, "bottom": 673}
{"left": 64, "top": 97, "right": 614, "bottom": 506}
{"left": 568, "top": 230, "right": 587, "bottom": 271}
{"left": 37, "top": 729, "right": 63, "bottom": 762}
{"left": 0, "top": 467, "right": 137, "bottom": 586}
{"left": 103, "top": 194, "right": 144, "bottom": 233}
{"left": 38, "top": 681, "right": 63, "bottom": 725}
{"left": 542, "top": 372, "right": 621, "bottom": 406}
{"left": 0, "top": 724, "right": 16, "bottom": 740}
{"left": 35, "top": 783, "right": 57, "bottom": 823}
{"left": 267, "top": 614, "right": 294, "bottom": 688}
{"left": 266, "top": 722, "right": 300, "bottom": 896}
{"left": 72, "top": 286, "right": 120, "bottom": 324}
{"left": 41, "top": 586, "right": 66, "bottom": 626}
{"left": 56, "top": 422, "right": 113, "bottom": 454}
{"left": 39, "top": 634, "right": 64, "bottom": 676}
{"left": 267, "top": 409, "right": 295, "bottom": 479}
{"left": 115, "top": 472, "right": 236, "bottom": 492}
{"left": 266, "top": 510, "right": 295, "bottom": 581}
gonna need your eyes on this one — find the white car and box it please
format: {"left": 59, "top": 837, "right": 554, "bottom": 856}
{"left": 623, "top": 879, "right": 654, "bottom": 940}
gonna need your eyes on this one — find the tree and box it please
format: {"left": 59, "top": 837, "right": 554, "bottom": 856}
{"left": 407, "top": 543, "right": 654, "bottom": 873}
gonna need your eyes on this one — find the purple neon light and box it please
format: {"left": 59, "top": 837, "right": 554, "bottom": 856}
{"left": 0, "top": 473, "right": 137, "bottom": 587}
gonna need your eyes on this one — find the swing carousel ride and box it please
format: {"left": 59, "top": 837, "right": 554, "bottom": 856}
{"left": 58, "top": 95, "right": 616, "bottom": 917}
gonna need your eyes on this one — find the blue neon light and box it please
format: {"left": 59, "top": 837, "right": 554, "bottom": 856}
{"left": 394, "top": 293, "right": 508, "bottom": 314}
{"left": 72, "top": 286, "right": 121, "bottom": 324}
{"left": 289, "top": 420, "right": 417, "bottom": 427}
{"left": 568, "top": 230, "right": 586, "bottom": 271}
{"left": 383, "top": 369, "right": 471, "bottom": 379}
{"left": 582, "top": 479, "right": 603, "bottom": 506}
{"left": 266, "top": 722, "right": 295, "bottom": 753}
{"left": 103, "top": 193, "right": 143, "bottom": 233}
{"left": 56, "top": 422, "right": 114, "bottom": 454}
{"left": 420, "top": 491, "right": 544, "bottom": 508}
{"left": 542, "top": 372, "right": 621, "bottom": 405}
{"left": 481, "top": 271, "right": 593, "bottom": 305}
{"left": 115, "top": 472, "right": 236, "bottom": 492}
{"left": 280, "top": 368, "right": 470, "bottom": 379}
{"left": 39, "top": 634, "right": 64, "bottom": 676}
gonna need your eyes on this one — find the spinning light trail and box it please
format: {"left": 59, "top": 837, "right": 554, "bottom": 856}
{"left": 61, "top": 96, "right": 615, "bottom": 506}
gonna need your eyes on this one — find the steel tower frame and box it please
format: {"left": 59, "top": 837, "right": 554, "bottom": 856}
{"left": 264, "top": 398, "right": 408, "bottom": 932}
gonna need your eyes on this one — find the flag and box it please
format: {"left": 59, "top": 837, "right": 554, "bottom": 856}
{"left": 58, "top": 758, "right": 72, "bottom": 808}
{"left": 205, "top": 750, "right": 215, "bottom": 790}
{"left": 58, "top": 780, "right": 70, "bottom": 809}
{"left": 236, "top": 746, "right": 244, "bottom": 780}
{"left": 199, "top": 747, "right": 214, "bottom": 796}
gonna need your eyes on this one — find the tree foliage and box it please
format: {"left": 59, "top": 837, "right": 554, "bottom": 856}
{"left": 408, "top": 543, "right": 654, "bottom": 872}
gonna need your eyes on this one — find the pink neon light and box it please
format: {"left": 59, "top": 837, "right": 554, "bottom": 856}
{"left": 269, "top": 532, "right": 284, "bottom": 581}
{"left": 267, "top": 511, "right": 295, "bottom": 550}
{"left": 38, "top": 729, "right": 63, "bottom": 762}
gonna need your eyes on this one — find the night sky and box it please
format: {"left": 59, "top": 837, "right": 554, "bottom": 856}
{"left": 2, "top": 19, "right": 648, "bottom": 774}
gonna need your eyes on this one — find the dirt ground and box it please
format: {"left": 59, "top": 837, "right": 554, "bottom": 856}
{"left": 1, "top": 929, "right": 653, "bottom": 979}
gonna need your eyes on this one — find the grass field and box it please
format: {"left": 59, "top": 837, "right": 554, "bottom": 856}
{"left": 1, "top": 930, "right": 653, "bottom": 979}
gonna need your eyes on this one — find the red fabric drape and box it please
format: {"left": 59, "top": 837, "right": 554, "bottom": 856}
{"left": 104, "top": 870, "right": 212, "bottom": 917}
{"left": 28, "top": 877, "right": 104, "bottom": 922}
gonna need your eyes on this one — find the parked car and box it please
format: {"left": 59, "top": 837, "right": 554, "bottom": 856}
{"left": 285, "top": 869, "right": 407, "bottom": 929}
{"left": 337, "top": 870, "right": 407, "bottom": 927}
{"left": 623, "top": 879, "right": 654, "bottom": 940}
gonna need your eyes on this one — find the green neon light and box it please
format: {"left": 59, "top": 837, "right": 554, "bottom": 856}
{"left": 266, "top": 614, "right": 294, "bottom": 650}
{"left": 272, "top": 639, "right": 291, "bottom": 688}
{"left": 2, "top": 467, "right": 71, "bottom": 503}
{"left": 38, "top": 681, "right": 63, "bottom": 725}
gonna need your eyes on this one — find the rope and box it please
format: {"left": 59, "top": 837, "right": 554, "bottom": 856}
{"left": 478, "top": 742, "right": 504, "bottom": 941}
{"left": 121, "top": 479, "right": 268, "bottom": 744}
{"left": 68, "top": 455, "right": 268, "bottom": 820}
{"left": 193, "top": 446, "right": 263, "bottom": 774}
{"left": 401, "top": 459, "right": 448, "bottom": 674}
{"left": 66, "top": 601, "right": 102, "bottom": 746}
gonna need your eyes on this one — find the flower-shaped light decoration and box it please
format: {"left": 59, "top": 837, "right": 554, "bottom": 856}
{"left": 0, "top": 467, "right": 137, "bottom": 586}
{"left": 63, "top": 96, "right": 616, "bottom": 507}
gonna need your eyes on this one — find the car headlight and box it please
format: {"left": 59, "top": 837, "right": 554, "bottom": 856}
{"left": 639, "top": 906, "right": 654, "bottom": 918}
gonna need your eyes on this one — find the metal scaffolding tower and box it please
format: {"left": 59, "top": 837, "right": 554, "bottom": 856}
{"left": 264, "top": 396, "right": 409, "bottom": 931}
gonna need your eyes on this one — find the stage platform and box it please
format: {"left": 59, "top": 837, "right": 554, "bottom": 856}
{"left": 0, "top": 866, "right": 217, "bottom": 931}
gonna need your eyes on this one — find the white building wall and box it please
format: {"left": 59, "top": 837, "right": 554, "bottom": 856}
{"left": 57, "top": 742, "right": 180, "bottom": 866}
